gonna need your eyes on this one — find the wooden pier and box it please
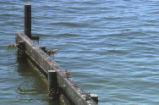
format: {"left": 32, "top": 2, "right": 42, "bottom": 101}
{"left": 16, "top": 4, "right": 98, "bottom": 105}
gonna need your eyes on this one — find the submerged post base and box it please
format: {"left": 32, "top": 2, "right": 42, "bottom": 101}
{"left": 48, "top": 70, "right": 59, "bottom": 100}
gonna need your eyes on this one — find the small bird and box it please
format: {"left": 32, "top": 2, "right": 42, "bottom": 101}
{"left": 65, "top": 71, "right": 71, "bottom": 75}
{"left": 46, "top": 49, "right": 58, "bottom": 59}
{"left": 64, "top": 71, "right": 71, "bottom": 78}
{"left": 47, "top": 49, "right": 58, "bottom": 55}
{"left": 85, "top": 92, "right": 91, "bottom": 100}
{"left": 7, "top": 44, "right": 17, "bottom": 49}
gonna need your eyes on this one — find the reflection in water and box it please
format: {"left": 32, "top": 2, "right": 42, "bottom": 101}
{"left": 17, "top": 59, "right": 60, "bottom": 105}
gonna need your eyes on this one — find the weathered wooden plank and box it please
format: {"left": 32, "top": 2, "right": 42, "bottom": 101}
{"left": 16, "top": 32, "right": 97, "bottom": 105}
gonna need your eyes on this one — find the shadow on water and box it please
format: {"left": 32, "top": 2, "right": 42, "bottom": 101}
{"left": 17, "top": 58, "right": 60, "bottom": 105}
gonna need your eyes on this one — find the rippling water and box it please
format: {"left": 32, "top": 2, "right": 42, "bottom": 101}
{"left": 1, "top": 0, "right": 159, "bottom": 105}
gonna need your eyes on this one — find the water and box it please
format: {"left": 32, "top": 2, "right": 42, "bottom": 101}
{"left": 1, "top": 0, "right": 159, "bottom": 104}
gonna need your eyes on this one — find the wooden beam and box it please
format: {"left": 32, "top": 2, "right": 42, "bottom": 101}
{"left": 16, "top": 33, "right": 97, "bottom": 105}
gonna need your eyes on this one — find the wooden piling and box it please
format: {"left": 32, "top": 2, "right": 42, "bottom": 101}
{"left": 17, "top": 41, "right": 26, "bottom": 61}
{"left": 48, "top": 70, "right": 59, "bottom": 99}
{"left": 24, "top": 4, "right": 31, "bottom": 38}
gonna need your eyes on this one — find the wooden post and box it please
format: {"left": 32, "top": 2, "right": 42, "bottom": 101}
{"left": 17, "top": 41, "right": 26, "bottom": 61}
{"left": 48, "top": 70, "right": 59, "bottom": 99}
{"left": 24, "top": 4, "right": 31, "bottom": 38}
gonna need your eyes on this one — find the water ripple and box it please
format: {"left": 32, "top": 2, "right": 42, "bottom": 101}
{"left": 2, "top": 0, "right": 159, "bottom": 105}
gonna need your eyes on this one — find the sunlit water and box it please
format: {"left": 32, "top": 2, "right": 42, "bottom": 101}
{"left": 1, "top": 0, "right": 159, "bottom": 105}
